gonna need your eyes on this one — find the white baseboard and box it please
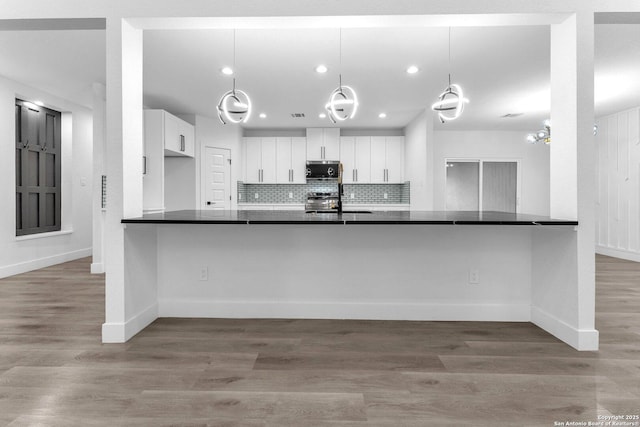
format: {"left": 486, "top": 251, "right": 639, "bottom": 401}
{"left": 531, "top": 306, "right": 599, "bottom": 351}
{"left": 596, "top": 245, "right": 640, "bottom": 262}
{"left": 159, "top": 299, "right": 531, "bottom": 322}
{"left": 0, "top": 248, "right": 92, "bottom": 279}
{"left": 90, "top": 262, "right": 105, "bottom": 274}
{"left": 102, "top": 303, "right": 158, "bottom": 343}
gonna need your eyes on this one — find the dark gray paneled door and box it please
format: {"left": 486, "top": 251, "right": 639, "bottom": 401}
{"left": 15, "top": 99, "right": 62, "bottom": 236}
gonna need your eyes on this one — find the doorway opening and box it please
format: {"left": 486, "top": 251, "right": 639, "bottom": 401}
{"left": 445, "top": 159, "right": 520, "bottom": 213}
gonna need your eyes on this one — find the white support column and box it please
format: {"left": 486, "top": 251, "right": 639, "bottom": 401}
{"left": 532, "top": 11, "right": 598, "bottom": 350}
{"left": 91, "top": 83, "right": 106, "bottom": 274}
{"left": 102, "top": 18, "right": 148, "bottom": 343}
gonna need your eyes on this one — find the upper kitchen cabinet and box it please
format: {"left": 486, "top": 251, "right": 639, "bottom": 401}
{"left": 143, "top": 109, "right": 196, "bottom": 213}
{"left": 276, "top": 137, "right": 307, "bottom": 183}
{"left": 340, "top": 136, "right": 371, "bottom": 183}
{"left": 244, "top": 137, "right": 277, "bottom": 183}
{"left": 145, "top": 109, "right": 195, "bottom": 158}
{"left": 306, "top": 128, "right": 340, "bottom": 160}
{"left": 370, "top": 136, "right": 404, "bottom": 183}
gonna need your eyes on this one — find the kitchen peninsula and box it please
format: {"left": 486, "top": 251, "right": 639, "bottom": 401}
{"left": 109, "top": 209, "right": 597, "bottom": 351}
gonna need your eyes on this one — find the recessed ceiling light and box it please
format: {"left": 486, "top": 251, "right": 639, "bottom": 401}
{"left": 379, "top": 113, "right": 387, "bottom": 119}
{"left": 319, "top": 113, "right": 327, "bottom": 119}
{"left": 221, "top": 67, "right": 233, "bottom": 75}
{"left": 259, "top": 113, "right": 267, "bottom": 119}
{"left": 406, "top": 65, "right": 419, "bottom": 74}
{"left": 315, "top": 65, "right": 328, "bottom": 74}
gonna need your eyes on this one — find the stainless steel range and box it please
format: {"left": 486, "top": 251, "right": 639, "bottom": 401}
{"left": 305, "top": 191, "right": 340, "bottom": 213}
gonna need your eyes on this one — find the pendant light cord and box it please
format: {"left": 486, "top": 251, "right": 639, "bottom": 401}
{"left": 339, "top": 28, "right": 343, "bottom": 90}
{"left": 448, "top": 26, "right": 452, "bottom": 86}
{"left": 233, "top": 29, "right": 236, "bottom": 69}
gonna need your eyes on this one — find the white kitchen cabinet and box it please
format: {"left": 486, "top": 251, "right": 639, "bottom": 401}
{"left": 306, "top": 128, "right": 340, "bottom": 160}
{"left": 143, "top": 109, "right": 196, "bottom": 213}
{"left": 340, "top": 136, "right": 371, "bottom": 183}
{"left": 370, "top": 136, "right": 404, "bottom": 183}
{"left": 339, "top": 137, "right": 355, "bottom": 183}
{"left": 243, "top": 137, "right": 277, "bottom": 183}
{"left": 276, "top": 137, "right": 307, "bottom": 183}
{"left": 146, "top": 110, "right": 195, "bottom": 158}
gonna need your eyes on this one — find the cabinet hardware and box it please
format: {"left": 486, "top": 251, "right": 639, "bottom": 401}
{"left": 206, "top": 201, "right": 216, "bottom": 205}
{"left": 356, "top": 169, "right": 358, "bottom": 182}
{"left": 180, "top": 135, "right": 185, "bottom": 152}
{"left": 352, "top": 169, "right": 355, "bottom": 182}
{"left": 143, "top": 156, "right": 147, "bottom": 175}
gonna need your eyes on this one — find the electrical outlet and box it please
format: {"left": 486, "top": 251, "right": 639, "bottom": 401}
{"left": 469, "top": 269, "right": 480, "bottom": 284}
{"left": 254, "top": 193, "right": 259, "bottom": 199}
{"left": 350, "top": 193, "right": 354, "bottom": 199}
{"left": 289, "top": 192, "right": 293, "bottom": 199}
{"left": 383, "top": 193, "right": 388, "bottom": 199}
{"left": 199, "top": 267, "right": 208, "bottom": 281}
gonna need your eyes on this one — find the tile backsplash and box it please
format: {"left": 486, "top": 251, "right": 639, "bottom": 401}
{"left": 238, "top": 182, "right": 410, "bottom": 204}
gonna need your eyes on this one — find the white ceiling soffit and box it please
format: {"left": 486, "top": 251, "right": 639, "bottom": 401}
{"left": 0, "top": 18, "right": 105, "bottom": 31}
{"left": 129, "top": 13, "right": 570, "bottom": 30}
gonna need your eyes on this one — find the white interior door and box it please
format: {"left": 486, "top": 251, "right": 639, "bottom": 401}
{"left": 204, "top": 147, "right": 231, "bottom": 210}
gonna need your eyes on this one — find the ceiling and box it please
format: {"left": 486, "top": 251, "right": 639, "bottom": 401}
{"left": 0, "top": 22, "right": 638, "bottom": 132}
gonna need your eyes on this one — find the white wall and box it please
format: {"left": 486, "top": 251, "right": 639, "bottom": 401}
{"left": 194, "top": 115, "right": 243, "bottom": 210}
{"left": 433, "top": 130, "right": 550, "bottom": 216}
{"left": 0, "top": 74, "right": 93, "bottom": 278}
{"left": 404, "top": 110, "right": 433, "bottom": 210}
{"left": 595, "top": 107, "right": 640, "bottom": 261}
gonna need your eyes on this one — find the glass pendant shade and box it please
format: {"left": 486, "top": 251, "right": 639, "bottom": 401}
{"left": 217, "top": 79, "right": 252, "bottom": 124}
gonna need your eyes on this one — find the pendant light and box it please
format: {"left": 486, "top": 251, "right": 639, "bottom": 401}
{"left": 326, "top": 28, "right": 359, "bottom": 122}
{"left": 431, "top": 27, "right": 469, "bottom": 123}
{"left": 217, "top": 30, "right": 252, "bottom": 124}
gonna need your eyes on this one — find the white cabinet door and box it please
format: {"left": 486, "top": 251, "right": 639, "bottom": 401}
{"left": 163, "top": 111, "right": 195, "bottom": 158}
{"left": 323, "top": 128, "right": 340, "bottom": 160}
{"left": 260, "top": 137, "right": 277, "bottom": 184}
{"left": 244, "top": 137, "right": 262, "bottom": 183}
{"left": 178, "top": 119, "right": 195, "bottom": 157}
{"left": 143, "top": 110, "right": 165, "bottom": 212}
{"left": 370, "top": 136, "right": 387, "bottom": 183}
{"left": 385, "top": 136, "right": 404, "bottom": 183}
{"left": 291, "top": 137, "right": 307, "bottom": 183}
{"left": 276, "top": 137, "right": 292, "bottom": 183}
{"left": 163, "top": 112, "right": 181, "bottom": 154}
{"left": 354, "top": 136, "right": 371, "bottom": 183}
{"left": 306, "top": 128, "right": 339, "bottom": 160}
{"left": 340, "top": 137, "right": 356, "bottom": 183}
{"left": 306, "top": 128, "right": 324, "bottom": 160}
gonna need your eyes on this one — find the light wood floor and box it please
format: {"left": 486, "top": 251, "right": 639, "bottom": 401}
{"left": 0, "top": 255, "right": 638, "bottom": 426}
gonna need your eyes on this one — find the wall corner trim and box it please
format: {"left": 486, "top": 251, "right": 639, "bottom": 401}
{"left": 531, "top": 306, "right": 599, "bottom": 351}
{"left": 101, "top": 302, "right": 158, "bottom": 343}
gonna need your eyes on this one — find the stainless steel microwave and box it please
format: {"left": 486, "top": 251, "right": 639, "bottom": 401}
{"left": 305, "top": 160, "right": 340, "bottom": 181}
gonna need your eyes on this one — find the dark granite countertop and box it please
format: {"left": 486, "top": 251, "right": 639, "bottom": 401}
{"left": 122, "top": 210, "right": 578, "bottom": 226}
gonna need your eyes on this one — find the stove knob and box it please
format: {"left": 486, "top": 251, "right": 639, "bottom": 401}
{"left": 306, "top": 168, "right": 311, "bottom": 176}
{"left": 327, "top": 167, "right": 334, "bottom": 176}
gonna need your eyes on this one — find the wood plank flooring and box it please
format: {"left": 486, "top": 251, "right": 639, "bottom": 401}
{"left": 0, "top": 255, "right": 638, "bottom": 426}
